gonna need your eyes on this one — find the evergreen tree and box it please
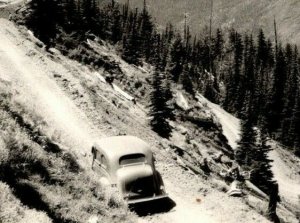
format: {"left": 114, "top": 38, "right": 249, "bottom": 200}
{"left": 267, "top": 45, "right": 287, "bottom": 134}
{"left": 140, "top": 0, "right": 154, "bottom": 60}
{"left": 213, "top": 28, "right": 224, "bottom": 61}
{"left": 292, "top": 91, "right": 300, "bottom": 156}
{"left": 236, "top": 112, "right": 275, "bottom": 194}
{"left": 199, "top": 34, "right": 211, "bottom": 72}
{"left": 280, "top": 44, "right": 298, "bottom": 146}
{"left": 26, "top": 0, "right": 61, "bottom": 49}
{"left": 148, "top": 31, "right": 163, "bottom": 69}
{"left": 122, "top": 9, "right": 142, "bottom": 65}
{"left": 240, "top": 35, "right": 256, "bottom": 119}
{"left": 170, "top": 34, "right": 184, "bottom": 82}
{"left": 111, "top": 8, "right": 122, "bottom": 43}
{"left": 224, "top": 30, "right": 244, "bottom": 113}
{"left": 81, "top": 0, "right": 93, "bottom": 31}
{"left": 290, "top": 52, "right": 300, "bottom": 155}
{"left": 64, "top": 0, "right": 80, "bottom": 33}
{"left": 256, "top": 29, "right": 268, "bottom": 67}
{"left": 250, "top": 129, "right": 276, "bottom": 194}
{"left": 235, "top": 115, "right": 257, "bottom": 167}
{"left": 149, "top": 71, "right": 173, "bottom": 138}
{"left": 101, "top": 0, "right": 122, "bottom": 42}
{"left": 181, "top": 64, "right": 195, "bottom": 96}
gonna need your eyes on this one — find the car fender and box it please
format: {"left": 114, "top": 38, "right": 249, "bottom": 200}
{"left": 99, "top": 177, "right": 110, "bottom": 187}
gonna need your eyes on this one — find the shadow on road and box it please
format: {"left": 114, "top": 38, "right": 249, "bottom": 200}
{"left": 129, "top": 197, "right": 176, "bottom": 216}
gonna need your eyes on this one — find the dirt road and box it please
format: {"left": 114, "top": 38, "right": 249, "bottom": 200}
{"left": 0, "top": 20, "right": 99, "bottom": 153}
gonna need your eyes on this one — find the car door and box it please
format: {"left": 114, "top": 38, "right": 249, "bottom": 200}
{"left": 93, "top": 150, "right": 110, "bottom": 180}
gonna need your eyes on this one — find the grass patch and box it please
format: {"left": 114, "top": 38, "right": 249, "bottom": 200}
{"left": 0, "top": 88, "right": 135, "bottom": 223}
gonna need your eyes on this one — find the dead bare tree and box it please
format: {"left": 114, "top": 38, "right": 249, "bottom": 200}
{"left": 274, "top": 17, "right": 278, "bottom": 58}
{"left": 209, "top": 0, "right": 214, "bottom": 73}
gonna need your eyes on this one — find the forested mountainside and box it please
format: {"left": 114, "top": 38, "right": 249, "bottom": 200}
{"left": 16, "top": 0, "right": 300, "bottom": 158}
{"left": 115, "top": 0, "right": 300, "bottom": 45}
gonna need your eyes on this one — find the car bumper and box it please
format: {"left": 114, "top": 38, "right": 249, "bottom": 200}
{"left": 126, "top": 194, "right": 169, "bottom": 204}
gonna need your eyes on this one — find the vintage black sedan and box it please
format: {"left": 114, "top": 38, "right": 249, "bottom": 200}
{"left": 91, "top": 136, "right": 168, "bottom": 204}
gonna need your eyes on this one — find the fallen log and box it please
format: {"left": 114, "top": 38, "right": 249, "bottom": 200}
{"left": 245, "top": 180, "right": 269, "bottom": 199}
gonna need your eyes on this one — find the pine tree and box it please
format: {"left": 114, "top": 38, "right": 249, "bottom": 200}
{"left": 250, "top": 129, "right": 276, "bottom": 194}
{"left": 236, "top": 112, "right": 276, "bottom": 194}
{"left": 280, "top": 44, "right": 298, "bottom": 146}
{"left": 140, "top": 0, "right": 154, "bottom": 60}
{"left": 240, "top": 34, "right": 256, "bottom": 119}
{"left": 235, "top": 91, "right": 257, "bottom": 167}
{"left": 170, "top": 34, "right": 184, "bottom": 82}
{"left": 289, "top": 51, "right": 300, "bottom": 155}
{"left": 64, "top": 0, "right": 79, "bottom": 33}
{"left": 81, "top": 0, "right": 93, "bottom": 30}
{"left": 110, "top": 1, "right": 122, "bottom": 43}
{"left": 100, "top": 0, "right": 122, "bottom": 42}
{"left": 26, "top": 0, "right": 61, "bottom": 49}
{"left": 181, "top": 64, "right": 195, "bottom": 96}
{"left": 199, "top": 34, "right": 211, "bottom": 72}
{"left": 292, "top": 91, "right": 300, "bottom": 156}
{"left": 158, "top": 32, "right": 169, "bottom": 71}
{"left": 122, "top": 9, "right": 142, "bottom": 65}
{"left": 224, "top": 30, "right": 244, "bottom": 113}
{"left": 148, "top": 31, "right": 162, "bottom": 68}
{"left": 256, "top": 29, "right": 268, "bottom": 67}
{"left": 267, "top": 45, "right": 287, "bottom": 134}
{"left": 213, "top": 28, "right": 224, "bottom": 61}
{"left": 235, "top": 115, "right": 257, "bottom": 167}
{"left": 149, "top": 71, "right": 173, "bottom": 138}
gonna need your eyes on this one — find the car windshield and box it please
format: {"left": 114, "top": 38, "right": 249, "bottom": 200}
{"left": 119, "top": 153, "right": 146, "bottom": 166}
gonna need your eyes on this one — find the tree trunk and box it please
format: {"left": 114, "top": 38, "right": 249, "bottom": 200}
{"left": 267, "top": 183, "right": 280, "bottom": 223}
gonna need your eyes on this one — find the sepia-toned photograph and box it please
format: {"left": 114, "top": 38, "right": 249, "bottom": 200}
{"left": 0, "top": 0, "right": 299, "bottom": 222}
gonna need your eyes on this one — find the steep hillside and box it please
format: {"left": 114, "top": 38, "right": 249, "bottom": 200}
{"left": 116, "top": 0, "right": 300, "bottom": 45}
{"left": 0, "top": 16, "right": 299, "bottom": 223}
{"left": 0, "top": 19, "right": 135, "bottom": 223}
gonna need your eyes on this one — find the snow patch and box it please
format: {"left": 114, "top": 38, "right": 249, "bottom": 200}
{"left": 197, "top": 94, "right": 240, "bottom": 149}
{"left": 269, "top": 146, "right": 300, "bottom": 206}
{"left": 175, "top": 91, "right": 189, "bottom": 111}
{"left": 94, "top": 71, "right": 106, "bottom": 83}
{"left": 112, "top": 83, "right": 135, "bottom": 102}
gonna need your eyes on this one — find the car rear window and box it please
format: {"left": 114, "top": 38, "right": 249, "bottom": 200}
{"left": 119, "top": 154, "right": 146, "bottom": 165}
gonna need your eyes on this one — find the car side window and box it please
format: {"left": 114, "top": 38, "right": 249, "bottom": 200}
{"left": 101, "top": 155, "right": 108, "bottom": 169}
{"left": 94, "top": 151, "right": 108, "bottom": 170}
{"left": 95, "top": 151, "right": 102, "bottom": 161}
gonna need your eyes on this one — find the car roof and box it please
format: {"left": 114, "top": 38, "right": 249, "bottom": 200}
{"left": 93, "top": 136, "right": 152, "bottom": 160}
